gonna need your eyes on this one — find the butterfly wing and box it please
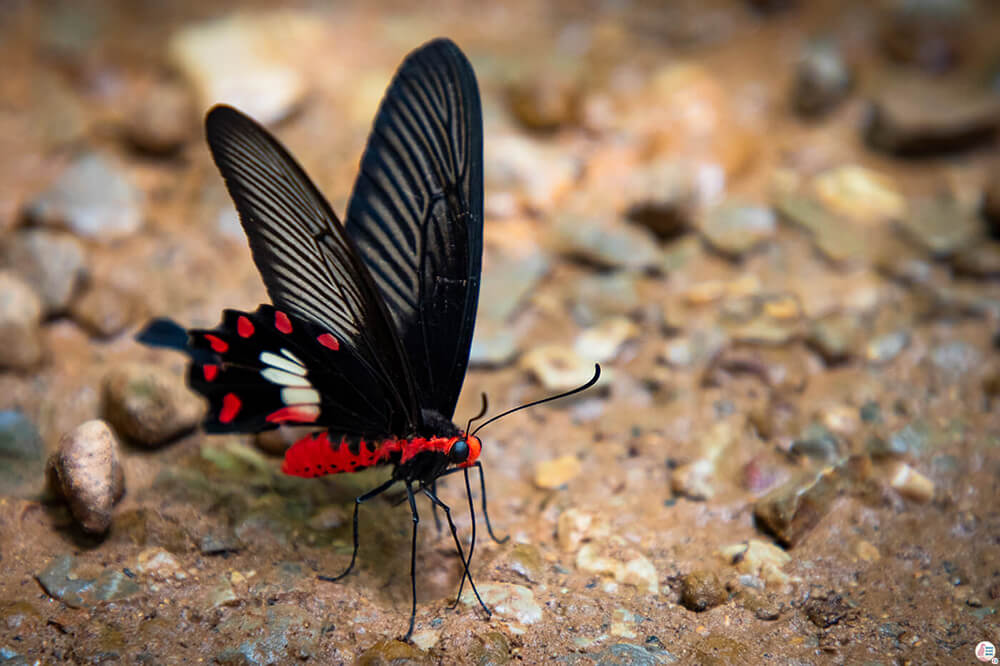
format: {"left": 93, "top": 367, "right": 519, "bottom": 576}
{"left": 203, "top": 105, "right": 422, "bottom": 436}
{"left": 344, "top": 38, "right": 483, "bottom": 421}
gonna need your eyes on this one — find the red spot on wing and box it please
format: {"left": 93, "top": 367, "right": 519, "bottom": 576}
{"left": 266, "top": 405, "right": 321, "bottom": 424}
{"left": 202, "top": 364, "right": 219, "bottom": 381}
{"left": 317, "top": 333, "right": 339, "bottom": 350}
{"left": 219, "top": 393, "right": 241, "bottom": 423}
{"left": 275, "top": 311, "right": 292, "bottom": 334}
{"left": 205, "top": 334, "right": 228, "bottom": 353}
{"left": 237, "top": 316, "right": 254, "bottom": 338}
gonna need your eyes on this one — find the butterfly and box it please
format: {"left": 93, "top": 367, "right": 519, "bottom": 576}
{"left": 137, "top": 37, "right": 599, "bottom": 640}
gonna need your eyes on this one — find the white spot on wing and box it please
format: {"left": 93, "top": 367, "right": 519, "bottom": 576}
{"left": 282, "top": 387, "right": 320, "bottom": 405}
{"left": 262, "top": 368, "right": 311, "bottom": 387}
{"left": 280, "top": 348, "right": 304, "bottom": 366}
{"left": 260, "top": 351, "right": 306, "bottom": 375}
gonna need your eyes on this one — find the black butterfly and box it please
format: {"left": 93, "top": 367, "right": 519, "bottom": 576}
{"left": 138, "top": 38, "right": 599, "bottom": 640}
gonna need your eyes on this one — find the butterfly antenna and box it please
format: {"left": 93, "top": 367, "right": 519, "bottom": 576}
{"left": 465, "top": 393, "right": 489, "bottom": 435}
{"left": 472, "top": 364, "right": 601, "bottom": 437}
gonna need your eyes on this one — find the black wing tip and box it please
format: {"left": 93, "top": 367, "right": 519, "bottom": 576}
{"left": 135, "top": 317, "right": 189, "bottom": 351}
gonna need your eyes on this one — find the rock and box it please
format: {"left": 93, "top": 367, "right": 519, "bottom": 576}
{"left": 552, "top": 214, "right": 662, "bottom": 271}
{"left": 753, "top": 465, "right": 841, "bottom": 547}
{"left": 533, "top": 455, "right": 582, "bottom": 489}
{"left": 47, "top": 420, "right": 125, "bottom": 534}
{"left": 409, "top": 629, "right": 440, "bottom": 651}
{"left": 807, "top": 312, "right": 865, "bottom": 362}
{"left": 661, "top": 328, "right": 727, "bottom": 367}
{"left": 520, "top": 345, "right": 597, "bottom": 391}
{"left": 557, "top": 508, "right": 605, "bottom": 553}
{"left": 898, "top": 196, "right": 979, "bottom": 258}
{"left": 168, "top": 12, "right": 323, "bottom": 125}
{"left": 25, "top": 154, "right": 143, "bottom": 239}
{"left": 0, "top": 229, "right": 87, "bottom": 314}
{"left": 120, "top": 78, "right": 196, "bottom": 154}
{"left": 811, "top": 165, "right": 905, "bottom": 225}
{"left": 624, "top": 160, "right": 703, "bottom": 238}
{"left": 356, "top": 640, "right": 431, "bottom": 665}
{"left": 880, "top": 0, "right": 972, "bottom": 72}
{"left": 620, "top": 554, "right": 658, "bottom": 594}
{"left": 804, "top": 592, "right": 851, "bottom": 628}
{"left": 0, "top": 272, "right": 44, "bottom": 370}
{"left": 506, "top": 66, "right": 581, "bottom": 131}
{"left": 698, "top": 201, "right": 775, "bottom": 258}
{"left": 609, "top": 608, "right": 638, "bottom": 638}
{"left": 791, "top": 40, "right": 852, "bottom": 118}
{"left": 486, "top": 134, "right": 581, "bottom": 211}
{"left": 576, "top": 543, "right": 624, "bottom": 579}
{"left": 569, "top": 272, "right": 642, "bottom": 323}
{"left": 36, "top": 555, "right": 94, "bottom": 608}
{"left": 102, "top": 363, "right": 203, "bottom": 446}
{"left": 864, "top": 80, "right": 1000, "bottom": 156}
{"left": 69, "top": 284, "right": 139, "bottom": 338}
{"left": 135, "top": 547, "right": 183, "bottom": 579}
{"left": 855, "top": 539, "right": 881, "bottom": 562}
{"left": 719, "top": 539, "right": 795, "bottom": 587}
{"left": 776, "top": 193, "right": 870, "bottom": 266}
{"left": 502, "top": 543, "right": 545, "bottom": 584}
{"left": 671, "top": 459, "right": 716, "bottom": 501}
{"left": 468, "top": 632, "right": 512, "bottom": 665}
{"left": 574, "top": 317, "right": 638, "bottom": 363}
{"left": 216, "top": 605, "right": 320, "bottom": 663}
{"left": 887, "top": 462, "right": 935, "bottom": 502}
{"left": 0, "top": 411, "right": 45, "bottom": 495}
{"left": 929, "top": 340, "right": 980, "bottom": 377}
{"left": 865, "top": 330, "right": 910, "bottom": 364}
{"left": 461, "top": 583, "right": 543, "bottom": 626}
{"left": 680, "top": 570, "right": 728, "bottom": 611}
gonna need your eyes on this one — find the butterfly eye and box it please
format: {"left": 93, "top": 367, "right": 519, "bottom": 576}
{"left": 449, "top": 439, "right": 470, "bottom": 463}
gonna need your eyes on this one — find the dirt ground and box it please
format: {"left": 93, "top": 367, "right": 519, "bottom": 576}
{"left": 1, "top": 1, "right": 999, "bottom": 664}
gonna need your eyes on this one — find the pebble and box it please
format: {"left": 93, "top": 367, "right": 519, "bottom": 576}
{"left": 0, "top": 410, "right": 45, "bottom": 495}
{"left": 624, "top": 160, "right": 701, "bottom": 238}
{"left": 810, "top": 165, "right": 905, "bottom": 225}
{"left": 698, "top": 201, "right": 776, "bottom": 258}
{"left": 25, "top": 154, "right": 144, "bottom": 240}
{"left": 534, "top": 454, "right": 582, "bottom": 489}
{"left": 679, "top": 570, "right": 728, "bottom": 611}
{"left": 570, "top": 272, "right": 642, "bottom": 323}
{"left": 929, "top": 339, "right": 980, "bottom": 376}
{"left": 462, "top": 583, "right": 543, "bottom": 626}
{"left": 854, "top": 539, "right": 880, "bottom": 562}
{"left": 356, "top": 640, "right": 431, "bottom": 665}
{"left": 718, "top": 539, "right": 795, "bottom": 587}
{"left": 36, "top": 555, "right": 94, "bottom": 608}
{"left": 557, "top": 508, "right": 606, "bottom": 553}
{"left": 887, "top": 462, "right": 935, "bottom": 502}
{"left": 486, "top": 134, "right": 580, "bottom": 211}
{"left": 619, "top": 553, "right": 659, "bottom": 594}
{"left": 753, "top": 465, "right": 841, "bottom": 547}
{"left": 865, "top": 330, "right": 910, "bottom": 364}
{"left": 468, "top": 632, "right": 511, "bottom": 666}
{"left": 503, "top": 543, "right": 545, "bottom": 584}
{"left": 880, "top": 0, "right": 972, "bottom": 72}
{"left": 671, "top": 459, "right": 716, "bottom": 501}
{"left": 47, "top": 420, "right": 125, "bottom": 534}
{"left": 1, "top": 229, "right": 87, "bottom": 314}
{"left": 609, "top": 608, "right": 638, "bottom": 639}
{"left": 791, "top": 40, "right": 852, "bottom": 118}
{"left": 0, "top": 272, "right": 44, "bottom": 370}
{"left": 69, "top": 284, "right": 139, "bottom": 339}
{"left": 661, "top": 328, "right": 727, "bottom": 367}
{"left": 776, "top": 193, "right": 868, "bottom": 266}
{"left": 864, "top": 80, "right": 1000, "bottom": 156}
{"left": 135, "top": 547, "right": 183, "bottom": 579}
{"left": 552, "top": 214, "right": 662, "bottom": 271}
{"left": 409, "top": 629, "right": 440, "bottom": 651}
{"left": 898, "top": 196, "right": 978, "bottom": 257}
{"left": 573, "top": 317, "right": 638, "bottom": 363}
{"left": 520, "top": 345, "right": 597, "bottom": 391}
{"left": 807, "top": 312, "right": 865, "bottom": 362}
{"left": 505, "top": 66, "right": 581, "bottom": 131}
{"left": 168, "top": 12, "right": 321, "bottom": 125}
{"left": 102, "top": 363, "right": 203, "bottom": 446}
{"left": 120, "top": 77, "right": 196, "bottom": 154}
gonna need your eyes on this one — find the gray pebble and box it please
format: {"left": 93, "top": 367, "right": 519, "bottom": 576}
{"left": 0, "top": 229, "right": 87, "bottom": 314}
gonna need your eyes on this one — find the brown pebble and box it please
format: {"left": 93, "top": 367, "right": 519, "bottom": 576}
{"left": 355, "top": 639, "right": 432, "bottom": 665}
{"left": 680, "top": 570, "right": 728, "bottom": 612}
{"left": 0, "top": 271, "right": 45, "bottom": 370}
{"left": 121, "top": 77, "right": 196, "bottom": 154}
{"left": 47, "top": 420, "right": 125, "bottom": 534}
{"left": 70, "top": 284, "right": 140, "bottom": 338}
{"left": 102, "top": 363, "right": 203, "bottom": 446}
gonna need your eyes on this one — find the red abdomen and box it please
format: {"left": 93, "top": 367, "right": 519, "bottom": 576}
{"left": 281, "top": 432, "right": 457, "bottom": 478}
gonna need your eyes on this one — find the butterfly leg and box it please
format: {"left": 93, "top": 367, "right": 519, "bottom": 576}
{"left": 318, "top": 477, "right": 396, "bottom": 582}
{"left": 404, "top": 482, "right": 420, "bottom": 642}
{"left": 429, "top": 480, "right": 443, "bottom": 535}
{"left": 472, "top": 461, "right": 508, "bottom": 545}
{"left": 423, "top": 483, "right": 490, "bottom": 620}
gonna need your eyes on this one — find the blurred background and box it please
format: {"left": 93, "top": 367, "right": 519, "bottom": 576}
{"left": 1, "top": 0, "right": 999, "bottom": 662}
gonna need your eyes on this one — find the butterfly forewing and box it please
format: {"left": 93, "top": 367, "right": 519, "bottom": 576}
{"left": 204, "top": 106, "right": 422, "bottom": 435}
{"left": 345, "top": 38, "right": 484, "bottom": 421}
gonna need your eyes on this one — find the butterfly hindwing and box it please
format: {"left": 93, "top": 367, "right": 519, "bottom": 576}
{"left": 345, "top": 38, "right": 484, "bottom": 421}
{"left": 204, "top": 106, "right": 422, "bottom": 436}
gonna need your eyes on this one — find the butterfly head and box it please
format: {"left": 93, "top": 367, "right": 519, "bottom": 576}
{"left": 449, "top": 434, "right": 481, "bottom": 467}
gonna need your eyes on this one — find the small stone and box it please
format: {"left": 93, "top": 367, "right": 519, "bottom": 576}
{"left": 811, "top": 165, "right": 905, "bottom": 225}
{"left": 168, "top": 12, "right": 321, "bottom": 125}
{"left": 804, "top": 593, "right": 851, "bottom": 628}
{"left": 0, "top": 272, "right": 44, "bottom": 370}
{"left": 887, "top": 462, "right": 934, "bottom": 502}
{"left": 624, "top": 160, "right": 701, "bottom": 238}
{"left": 609, "top": 608, "right": 638, "bottom": 639}
{"left": 356, "top": 640, "right": 431, "bottom": 666}
{"left": 552, "top": 214, "right": 662, "bottom": 271}
{"left": 120, "top": 78, "right": 196, "bottom": 154}
{"left": 557, "top": 508, "right": 600, "bottom": 552}
{"left": 719, "top": 539, "right": 795, "bottom": 587}
{"left": 520, "top": 345, "right": 596, "bottom": 391}
{"left": 534, "top": 455, "right": 582, "bottom": 490}
{"left": 207, "top": 575, "right": 238, "bottom": 608}
{"left": 69, "top": 285, "right": 139, "bottom": 339}
{"left": 753, "top": 465, "right": 841, "bottom": 547}
{"left": 410, "top": 629, "right": 440, "bottom": 651}
{"left": 791, "top": 40, "right": 852, "bottom": 118}
{"left": 865, "top": 330, "right": 910, "bottom": 364}
{"left": 854, "top": 539, "right": 880, "bottom": 562}
{"left": 47, "top": 420, "right": 125, "bottom": 534}
{"left": 461, "top": 583, "right": 543, "bottom": 626}
{"left": 671, "top": 459, "right": 716, "bottom": 501}
{"left": 698, "top": 201, "right": 775, "bottom": 257}
{"left": 570, "top": 272, "right": 642, "bottom": 323}
{"left": 0, "top": 411, "right": 46, "bottom": 496}
{"left": 864, "top": 80, "right": 999, "bottom": 156}
{"left": 899, "top": 196, "right": 979, "bottom": 257}
{"left": 468, "top": 632, "right": 511, "bottom": 666}
{"left": 102, "top": 363, "right": 203, "bottom": 446}
{"left": 135, "top": 547, "right": 182, "bottom": 579}
{"left": 807, "top": 312, "right": 865, "bottom": 362}
{"left": 929, "top": 339, "right": 980, "bottom": 376}
{"left": 506, "top": 66, "right": 581, "bottom": 131}
{"left": 574, "top": 317, "right": 638, "bottom": 363}
{"left": 36, "top": 555, "right": 94, "bottom": 608}
{"left": 25, "top": 153, "right": 143, "bottom": 239}
{"left": 661, "top": 328, "right": 727, "bottom": 367}
{"left": 486, "top": 134, "right": 580, "bottom": 211}
{"left": 620, "top": 553, "right": 658, "bottom": 594}
{"left": 503, "top": 543, "right": 545, "bottom": 584}
{"left": 576, "top": 543, "right": 624, "bottom": 579}
{"left": 680, "top": 570, "right": 728, "bottom": 611}
{"left": 92, "top": 569, "right": 140, "bottom": 602}
{"left": 0, "top": 229, "right": 87, "bottom": 314}
{"left": 880, "top": 0, "right": 972, "bottom": 72}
